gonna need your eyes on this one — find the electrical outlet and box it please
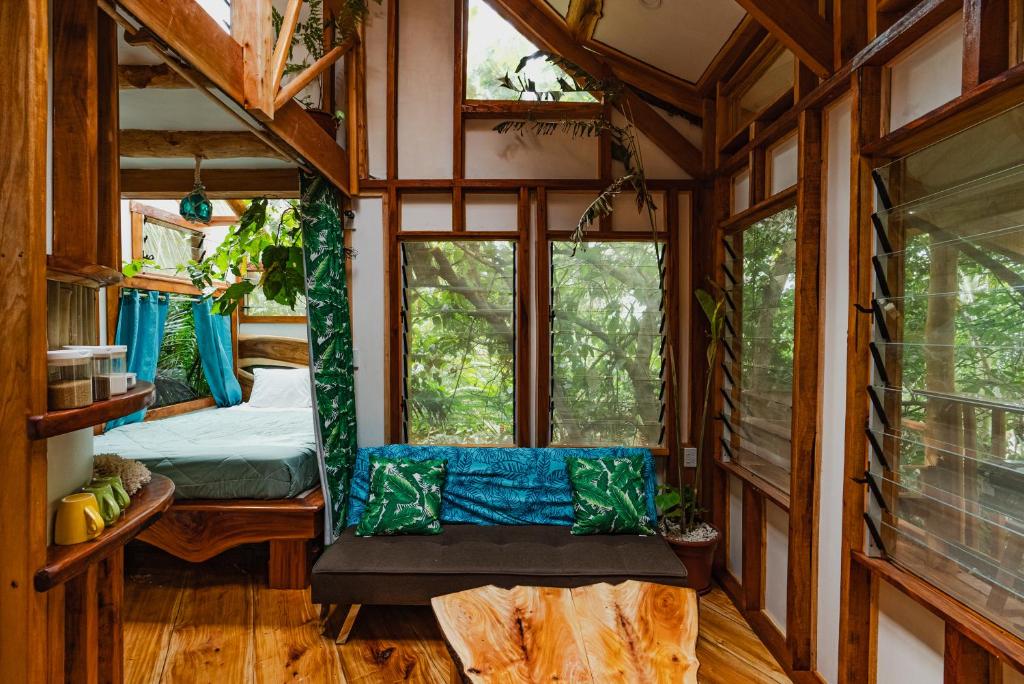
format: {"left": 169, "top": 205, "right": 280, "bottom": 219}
{"left": 683, "top": 447, "right": 697, "bottom": 468}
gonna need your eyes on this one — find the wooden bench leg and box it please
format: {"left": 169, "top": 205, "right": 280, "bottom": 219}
{"left": 268, "top": 539, "right": 311, "bottom": 589}
{"left": 322, "top": 604, "right": 361, "bottom": 644}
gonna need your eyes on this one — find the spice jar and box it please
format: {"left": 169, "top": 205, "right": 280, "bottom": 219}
{"left": 47, "top": 350, "right": 94, "bottom": 410}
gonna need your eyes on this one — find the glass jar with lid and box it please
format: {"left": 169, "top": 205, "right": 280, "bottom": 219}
{"left": 64, "top": 345, "right": 129, "bottom": 397}
{"left": 47, "top": 350, "right": 94, "bottom": 410}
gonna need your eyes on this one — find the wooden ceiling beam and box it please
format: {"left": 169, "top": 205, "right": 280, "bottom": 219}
{"left": 118, "top": 64, "right": 192, "bottom": 89}
{"left": 733, "top": 0, "right": 835, "bottom": 77}
{"left": 485, "top": 0, "right": 704, "bottom": 177}
{"left": 116, "top": 0, "right": 351, "bottom": 193}
{"left": 565, "top": 0, "right": 603, "bottom": 41}
{"left": 119, "top": 130, "right": 291, "bottom": 160}
{"left": 121, "top": 168, "right": 300, "bottom": 198}
{"left": 697, "top": 16, "right": 768, "bottom": 95}
{"left": 583, "top": 44, "right": 704, "bottom": 116}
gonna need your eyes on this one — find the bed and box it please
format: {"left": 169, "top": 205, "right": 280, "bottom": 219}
{"left": 98, "top": 335, "right": 325, "bottom": 589}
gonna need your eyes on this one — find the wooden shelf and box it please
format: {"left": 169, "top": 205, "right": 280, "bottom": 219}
{"left": 35, "top": 474, "right": 175, "bottom": 592}
{"left": 27, "top": 381, "right": 156, "bottom": 440}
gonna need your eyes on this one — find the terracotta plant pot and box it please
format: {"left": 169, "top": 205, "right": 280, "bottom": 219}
{"left": 665, "top": 524, "right": 720, "bottom": 595}
{"left": 306, "top": 109, "right": 339, "bottom": 139}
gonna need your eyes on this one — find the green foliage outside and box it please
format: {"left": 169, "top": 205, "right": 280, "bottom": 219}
{"left": 153, "top": 298, "right": 210, "bottom": 409}
{"left": 550, "top": 241, "right": 666, "bottom": 447}
{"left": 403, "top": 241, "right": 516, "bottom": 444}
{"left": 465, "top": 0, "right": 594, "bottom": 102}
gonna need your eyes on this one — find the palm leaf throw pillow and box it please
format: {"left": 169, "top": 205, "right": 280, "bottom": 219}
{"left": 355, "top": 457, "right": 448, "bottom": 536}
{"left": 566, "top": 456, "right": 656, "bottom": 535}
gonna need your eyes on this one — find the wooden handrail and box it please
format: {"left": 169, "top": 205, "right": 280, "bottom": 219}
{"left": 274, "top": 37, "right": 355, "bottom": 109}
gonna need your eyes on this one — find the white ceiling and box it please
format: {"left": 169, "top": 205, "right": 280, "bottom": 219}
{"left": 547, "top": 0, "right": 746, "bottom": 83}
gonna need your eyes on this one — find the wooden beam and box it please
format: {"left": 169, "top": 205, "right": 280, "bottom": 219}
{"left": 486, "top": 0, "right": 704, "bottom": 177}
{"left": 585, "top": 45, "right": 704, "bottom": 117}
{"left": 0, "top": 0, "right": 50, "bottom": 680}
{"left": 698, "top": 16, "right": 768, "bottom": 95}
{"left": 271, "top": 0, "right": 303, "bottom": 96}
{"left": 116, "top": 0, "right": 351, "bottom": 193}
{"left": 52, "top": 0, "right": 99, "bottom": 267}
{"left": 120, "top": 168, "right": 300, "bottom": 198}
{"left": 945, "top": 624, "right": 991, "bottom": 683}
{"left": 275, "top": 38, "right": 354, "bottom": 110}
{"left": 119, "top": 130, "right": 289, "bottom": 160}
{"left": 232, "top": 0, "right": 274, "bottom": 119}
{"left": 565, "top": 0, "right": 603, "bottom": 41}
{"left": 834, "top": 0, "right": 870, "bottom": 67}
{"left": 962, "top": 0, "right": 1011, "bottom": 90}
{"left": 733, "top": 0, "right": 834, "bottom": 77}
{"left": 462, "top": 99, "right": 604, "bottom": 119}
{"left": 97, "top": 11, "right": 121, "bottom": 271}
{"left": 117, "top": 63, "right": 192, "bottom": 89}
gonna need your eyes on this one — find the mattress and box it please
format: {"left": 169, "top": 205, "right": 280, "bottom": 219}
{"left": 94, "top": 406, "right": 320, "bottom": 500}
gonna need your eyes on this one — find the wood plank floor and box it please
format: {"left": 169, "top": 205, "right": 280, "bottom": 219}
{"left": 123, "top": 546, "right": 790, "bottom": 683}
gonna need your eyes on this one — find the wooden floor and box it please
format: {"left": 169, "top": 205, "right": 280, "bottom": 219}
{"left": 123, "top": 546, "right": 790, "bottom": 683}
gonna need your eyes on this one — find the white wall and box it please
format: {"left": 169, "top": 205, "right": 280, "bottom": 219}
{"left": 47, "top": 429, "right": 94, "bottom": 544}
{"left": 727, "top": 473, "right": 743, "bottom": 579}
{"left": 765, "top": 500, "right": 789, "bottom": 633}
{"left": 876, "top": 580, "right": 946, "bottom": 684}
{"left": 888, "top": 13, "right": 964, "bottom": 130}
{"left": 350, "top": 196, "right": 386, "bottom": 447}
{"left": 817, "top": 94, "right": 852, "bottom": 684}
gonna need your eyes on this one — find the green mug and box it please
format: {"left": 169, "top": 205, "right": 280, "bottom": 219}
{"left": 91, "top": 475, "right": 130, "bottom": 510}
{"left": 81, "top": 483, "right": 122, "bottom": 525}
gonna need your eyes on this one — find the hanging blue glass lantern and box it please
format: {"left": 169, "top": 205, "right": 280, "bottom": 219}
{"left": 180, "top": 155, "right": 213, "bottom": 224}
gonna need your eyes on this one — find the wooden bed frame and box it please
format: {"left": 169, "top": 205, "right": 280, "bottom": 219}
{"left": 136, "top": 334, "right": 323, "bottom": 589}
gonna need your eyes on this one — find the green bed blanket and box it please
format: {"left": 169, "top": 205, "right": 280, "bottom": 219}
{"left": 94, "top": 406, "right": 320, "bottom": 500}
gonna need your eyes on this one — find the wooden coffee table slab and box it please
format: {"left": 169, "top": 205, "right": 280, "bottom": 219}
{"left": 431, "top": 580, "right": 699, "bottom": 684}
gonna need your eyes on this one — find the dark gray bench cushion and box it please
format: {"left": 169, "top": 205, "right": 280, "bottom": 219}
{"left": 311, "top": 524, "right": 688, "bottom": 606}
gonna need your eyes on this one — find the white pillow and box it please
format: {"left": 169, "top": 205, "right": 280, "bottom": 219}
{"left": 246, "top": 367, "right": 312, "bottom": 408}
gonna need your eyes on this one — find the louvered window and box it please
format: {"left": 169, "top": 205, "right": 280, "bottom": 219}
{"left": 866, "top": 103, "right": 1024, "bottom": 639}
{"left": 721, "top": 207, "right": 797, "bottom": 494}
{"left": 548, "top": 241, "right": 667, "bottom": 447}
{"left": 400, "top": 240, "right": 516, "bottom": 445}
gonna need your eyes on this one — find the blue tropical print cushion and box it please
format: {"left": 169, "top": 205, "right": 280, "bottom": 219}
{"left": 345, "top": 445, "right": 658, "bottom": 527}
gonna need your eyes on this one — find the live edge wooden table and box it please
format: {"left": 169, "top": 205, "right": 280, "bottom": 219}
{"left": 35, "top": 473, "right": 175, "bottom": 684}
{"left": 431, "top": 580, "right": 699, "bottom": 684}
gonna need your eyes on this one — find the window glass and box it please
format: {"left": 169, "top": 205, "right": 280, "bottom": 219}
{"left": 142, "top": 219, "right": 203, "bottom": 277}
{"left": 549, "top": 241, "right": 666, "bottom": 447}
{"left": 401, "top": 240, "right": 516, "bottom": 444}
{"left": 465, "top": 0, "right": 595, "bottom": 102}
{"left": 722, "top": 207, "right": 797, "bottom": 492}
{"left": 243, "top": 282, "right": 307, "bottom": 319}
{"left": 869, "top": 103, "right": 1024, "bottom": 638}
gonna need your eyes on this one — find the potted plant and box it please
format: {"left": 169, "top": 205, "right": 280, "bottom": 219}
{"left": 273, "top": 0, "right": 380, "bottom": 136}
{"left": 656, "top": 291, "right": 724, "bottom": 594}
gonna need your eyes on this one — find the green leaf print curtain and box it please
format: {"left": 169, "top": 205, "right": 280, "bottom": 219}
{"left": 300, "top": 172, "right": 358, "bottom": 543}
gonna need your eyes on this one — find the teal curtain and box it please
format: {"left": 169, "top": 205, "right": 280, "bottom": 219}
{"left": 300, "top": 171, "right": 358, "bottom": 543}
{"left": 192, "top": 298, "right": 242, "bottom": 407}
{"left": 108, "top": 289, "right": 169, "bottom": 428}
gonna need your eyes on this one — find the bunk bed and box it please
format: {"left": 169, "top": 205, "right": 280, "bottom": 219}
{"left": 96, "top": 335, "right": 324, "bottom": 589}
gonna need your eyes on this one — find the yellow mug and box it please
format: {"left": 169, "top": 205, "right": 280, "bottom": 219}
{"left": 55, "top": 492, "right": 105, "bottom": 545}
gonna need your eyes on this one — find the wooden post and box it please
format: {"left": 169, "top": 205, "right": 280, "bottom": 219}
{"left": 787, "top": 107, "right": 825, "bottom": 671}
{"left": 236, "top": 0, "right": 276, "bottom": 119}
{"left": 944, "top": 625, "right": 991, "bottom": 683}
{"left": 0, "top": 0, "right": 51, "bottom": 681}
{"left": 962, "top": 0, "right": 1010, "bottom": 90}
{"left": 97, "top": 10, "right": 121, "bottom": 272}
{"left": 53, "top": 0, "right": 100, "bottom": 268}
{"left": 97, "top": 549, "right": 125, "bottom": 684}
{"left": 65, "top": 565, "right": 100, "bottom": 684}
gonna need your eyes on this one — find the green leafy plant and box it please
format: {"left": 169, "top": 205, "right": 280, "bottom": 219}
{"left": 121, "top": 256, "right": 156, "bottom": 279}
{"left": 186, "top": 198, "right": 306, "bottom": 317}
{"left": 493, "top": 52, "right": 655, "bottom": 247}
{"left": 272, "top": 0, "right": 381, "bottom": 110}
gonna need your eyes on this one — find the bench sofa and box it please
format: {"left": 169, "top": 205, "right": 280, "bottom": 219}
{"left": 311, "top": 445, "right": 687, "bottom": 640}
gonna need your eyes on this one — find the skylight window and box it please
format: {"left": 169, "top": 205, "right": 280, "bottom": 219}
{"left": 465, "top": 0, "right": 595, "bottom": 102}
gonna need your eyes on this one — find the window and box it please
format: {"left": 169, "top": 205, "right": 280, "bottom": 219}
{"left": 154, "top": 296, "right": 210, "bottom": 408}
{"left": 868, "top": 103, "right": 1024, "bottom": 639}
{"left": 549, "top": 241, "right": 667, "bottom": 447}
{"left": 141, "top": 218, "right": 204, "bottom": 278}
{"left": 722, "top": 206, "right": 797, "bottom": 493}
{"left": 401, "top": 240, "right": 516, "bottom": 444}
{"left": 464, "top": 0, "right": 595, "bottom": 102}
{"left": 242, "top": 275, "right": 307, "bottom": 321}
